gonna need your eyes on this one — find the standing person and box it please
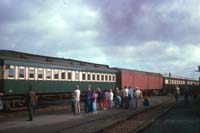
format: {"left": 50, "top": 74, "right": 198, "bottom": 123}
{"left": 108, "top": 89, "right": 114, "bottom": 109}
{"left": 174, "top": 86, "right": 180, "bottom": 104}
{"left": 184, "top": 88, "right": 189, "bottom": 105}
{"left": 143, "top": 95, "right": 149, "bottom": 107}
{"left": 135, "top": 87, "right": 142, "bottom": 109}
{"left": 73, "top": 85, "right": 81, "bottom": 115}
{"left": 176, "top": 86, "right": 180, "bottom": 95}
{"left": 119, "top": 88, "right": 124, "bottom": 108}
{"left": 85, "top": 85, "right": 92, "bottom": 113}
{"left": 123, "top": 86, "right": 129, "bottom": 109}
{"left": 71, "top": 93, "right": 75, "bottom": 113}
{"left": 128, "top": 86, "right": 134, "bottom": 109}
{"left": 114, "top": 87, "right": 121, "bottom": 108}
{"left": 114, "top": 87, "right": 120, "bottom": 97}
{"left": 103, "top": 89, "right": 109, "bottom": 110}
{"left": 26, "top": 85, "right": 37, "bottom": 121}
{"left": 92, "top": 89, "right": 98, "bottom": 113}
{"left": 97, "top": 88, "right": 103, "bottom": 110}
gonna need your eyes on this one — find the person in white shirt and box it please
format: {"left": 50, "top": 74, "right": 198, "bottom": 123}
{"left": 108, "top": 89, "right": 114, "bottom": 109}
{"left": 123, "top": 86, "right": 129, "bottom": 109}
{"left": 135, "top": 87, "right": 142, "bottom": 109}
{"left": 73, "top": 85, "right": 81, "bottom": 115}
{"left": 175, "top": 86, "right": 180, "bottom": 104}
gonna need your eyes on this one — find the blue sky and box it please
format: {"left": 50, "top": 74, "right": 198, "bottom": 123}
{"left": 0, "top": 0, "right": 200, "bottom": 79}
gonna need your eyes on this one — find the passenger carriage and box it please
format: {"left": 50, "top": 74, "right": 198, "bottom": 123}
{"left": 0, "top": 50, "right": 116, "bottom": 110}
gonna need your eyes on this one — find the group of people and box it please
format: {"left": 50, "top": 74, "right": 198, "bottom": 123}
{"left": 71, "top": 85, "right": 115, "bottom": 115}
{"left": 71, "top": 85, "right": 149, "bottom": 115}
{"left": 25, "top": 85, "right": 149, "bottom": 120}
{"left": 174, "top": 85, "right": 190, "bottom": 105}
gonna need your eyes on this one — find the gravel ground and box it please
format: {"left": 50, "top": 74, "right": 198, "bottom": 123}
{"left": 143, "top": 98, "right": 200, "bottom": 133}
{"left": 0, "top": 96, "right": 173, "bottom": 133}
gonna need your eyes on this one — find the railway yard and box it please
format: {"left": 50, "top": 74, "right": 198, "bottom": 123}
{"left": 0, "top": 51, "right": 200, "bottom": 133}
{"left": 0, "top": 96, "right": 199, "bottom": 133}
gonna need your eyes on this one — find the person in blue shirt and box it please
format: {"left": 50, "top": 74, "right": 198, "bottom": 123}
{"left": 128, "top": 86, "right": 134, "bottom": 109}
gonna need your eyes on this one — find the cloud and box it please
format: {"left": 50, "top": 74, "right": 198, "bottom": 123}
{"left": 0, "top": 0, "right": 199, "bottom": 79}
{"left": 88, "top": 0, "right": 200, "bottom": 45}
{"left": 0, "top": 0, "right": 102, "bottom": 55}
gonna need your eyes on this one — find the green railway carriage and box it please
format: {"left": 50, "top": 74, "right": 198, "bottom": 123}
{"left": 0, "top": 50, "right": 117, "bottom": 110}
{"left": 163, "top": 76, "right": 199, "bottom": 95}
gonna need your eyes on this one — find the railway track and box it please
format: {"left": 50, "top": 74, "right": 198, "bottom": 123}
{"left": 141, "top": 101, "right": 200, "bottom": 133}
{"left": 95, "top": 102, "right": 174, "bottom": 133}
{"left": 53, "top": 101, "right": 174, "bottom": 133}
{"left": 0, "top": 97, "right": 175, "bottom": 133}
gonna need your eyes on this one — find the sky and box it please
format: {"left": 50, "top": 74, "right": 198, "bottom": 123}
{"left": 0, "top": 0, "right": 200, "bottom": 79}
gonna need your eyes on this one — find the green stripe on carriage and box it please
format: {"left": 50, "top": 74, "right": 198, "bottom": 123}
{"left": 3, "top": 80, "right": 115, "bottom": 95}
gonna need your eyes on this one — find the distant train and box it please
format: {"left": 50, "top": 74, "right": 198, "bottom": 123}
{"left": 114, "top": 68, "right": 199, "bottom": 95}
{"left": 0, "top": 50, "right": 199, "bottom": 110}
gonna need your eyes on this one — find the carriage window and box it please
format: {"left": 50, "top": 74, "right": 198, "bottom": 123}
{"left": 54, "top": 70, "right": 59, "bottom": 79}
{"left": 113, "top": 75, "right": 115, "bottom": 81}
{"left": 92, "top": 74, "right": 95, "bottom": 81}
{"left": 105, "top": 75, "right": 108, "bottom": 81}
{"left": 75, "top": 72, "right": 79, "bottom": 80}
{"left": 61, "top": 71, "right": 66, "bottom": 80}
{"left": 8, "top": 65, "right": 15, "bottom": 78}
{"left": 68, "top": 72, "right": 72, "bottom": 80}
{"left": 46, "top": 69, "right": 51, "bottom": 79}
{"left": 87, "top": 74, "right": 91, "bottom": 80}
{"left": 97, "top": 75, "right": 100, "bottom": 81}
{"left": 82, "top": 73, "right": 86, "bottom": 80}
{"left": 38, "top": 68, "right": 43, "bottom": 79}
{"left": 19, "top": 67, "right": 25, "bottom": 78}
{"left": 29, "top": 68, "right": 34, "bottom": 79}
{"left": 101, "top": 75, "right": 104, "bottom": 81}
{"left": 109, "top": 75, "right": 112, "bottom": 81}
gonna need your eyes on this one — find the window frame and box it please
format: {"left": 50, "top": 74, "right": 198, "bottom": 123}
{"left": 67, "top": 71, "right": 72, "bottom": 80}
{"left": 8, "top": 65, "right": 15, "bottom": 79}
{"left": 53, "top": 69, "right": 59, "bottom": 80}
{"left": 87, "top": 73, "right": 91, "bottom": 81}
{"left": 82, "top": 73, "right": 86, "bottom": 81}
{"left": 61, "top": 70, "right": 66, "bottom": 80}
{"left": 18, "top": 66, "right": 25, "bottom": 79}
{"left": 97, "top": 74, "right": 100, "bottom": 81}
{"left": 38, "top": 68, "right": 43, "bottom": 80}
{"left": 92, "top": 74, "right": 96, "bottom": 81}
{"left": 29, "top": 67, "right": 35, "bottom": 79}
{"left": 112, "top": 75, "right": 115, "bottom": 82}
{"left": 105, "top": 75, "right": 108, "bottom": 81}
{"left": 75, "top": 71, "right": 79, "bottom": 81}
{"left": 46, "top": 69, "right": 52, "bottom": 80}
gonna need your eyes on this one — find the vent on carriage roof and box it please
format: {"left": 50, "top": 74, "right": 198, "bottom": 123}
{"left": 80, "top": 62, "right": 86, "bottom": 66}
{"left": 20, "top": 54, "right": 28, "bottom": 59}
{"left": 94, "top": 64, "right": 99, "bottom": 68}
{"left": 46, "top": 58, "right": 53, "bottom": 62}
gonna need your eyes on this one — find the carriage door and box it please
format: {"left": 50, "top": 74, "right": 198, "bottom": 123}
{"left": 0, "top": 60, "right": 3, "bottom": 109}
